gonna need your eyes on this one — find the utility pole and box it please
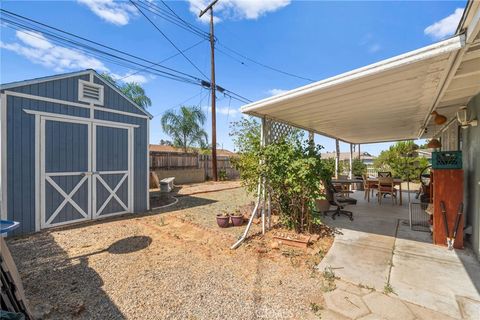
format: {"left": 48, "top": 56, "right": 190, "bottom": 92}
{"left": 200, "top": 0, "right": 219, "bottom": 181}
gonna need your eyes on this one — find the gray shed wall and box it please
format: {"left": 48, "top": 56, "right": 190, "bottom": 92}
{"left": 2, "top": 71, "right": 149, "bottom": 235}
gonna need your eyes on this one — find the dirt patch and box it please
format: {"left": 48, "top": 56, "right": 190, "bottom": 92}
{"left": 7, "top": 187, "right": 334, "bottom": 320}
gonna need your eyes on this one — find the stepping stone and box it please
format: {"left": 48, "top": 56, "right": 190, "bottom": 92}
{"left": 336, "top": 280, "right": 374, "bottom": 297}
{"left": 457, "top": 296, "right": 480, "bottom": 320}
{"left": 324, "top": 289, "right": 370, "bottom": 319}
{"left": 404, "top": 301, "right": 456, "bottom": 320}
{"left": 362, "top": 292, "right": 415, "bottom": 320}
{"left": 319, "top": 309, "right": 350, "bottom": 320}
{"left": 358, "top": 315, "right": 385, "bottom": 320}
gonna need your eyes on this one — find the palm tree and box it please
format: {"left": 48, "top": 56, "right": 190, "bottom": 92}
{"left": 121, "top": 82, "right": 152, "bottom": 109}
{"left": 161, "top": 106, "right": 208, "bottom": 152}
{"left": 100, "top": 73, "right": 152, "bottom": 109}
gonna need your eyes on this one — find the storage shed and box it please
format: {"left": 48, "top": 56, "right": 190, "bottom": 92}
{"left": 0, "top": 69, "right": 152, "bottom": 235}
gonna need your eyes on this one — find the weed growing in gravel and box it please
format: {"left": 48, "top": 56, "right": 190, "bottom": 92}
{"left": 322, "top": 266, "right": 337, "bottom": 281}
{"left": 383, "top": 282, "right": 396, "bottom": 295}
{"left": 357, "top": 283, "right": 375, "bottom": 292}
{"left": 157, "top": 217, "right": 166, "bottom": 226}
{"left": 321, "top": 266, "right": 338, "bottom": 292}
{"left": 316, "top": 249, "right": 326, "bottom": 259}
{"left": 310, "top": 302, "right": 323, "bottom": 315}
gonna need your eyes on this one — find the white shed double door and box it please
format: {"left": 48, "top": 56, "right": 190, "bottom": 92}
{"left": 39, "top": 117, "right": 133, "bottom": 229}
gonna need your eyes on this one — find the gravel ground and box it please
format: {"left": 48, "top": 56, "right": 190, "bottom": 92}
{"left": 7, "top": 187, "right": 333, "bottom": 320}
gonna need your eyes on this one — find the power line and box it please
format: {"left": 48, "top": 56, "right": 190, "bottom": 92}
{"left": 217, "top": 42, "right": 316, "bottom": 83}
{"left": 0, "top": 9, "right": 251, "bottom": 104}
{"left": 1, "top": 9, "right": 204, "bottom": 83}
{"left": 130, "top": 0, "right": 209, "bottom": 80}
{"left": 215, "top": 46, "right": 246, "bottom": 65}
{"left": 137, "top": 0, "right": 209, "bottom": 39}
{"left": 117, "top": 39, "right": 206, "bottom": 82}
{"left": 1, "top": 17, "right": 199, "bottom": 85}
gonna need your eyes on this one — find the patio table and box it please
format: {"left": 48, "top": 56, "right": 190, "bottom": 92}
{"left": 367, "top": 178, "right": 403, "bottom": 205}
{"left": 331, "top": 178, "right": 403, "bottom": 205}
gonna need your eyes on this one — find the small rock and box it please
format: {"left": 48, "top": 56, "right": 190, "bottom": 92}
{"left": 270, "top": 241, "right": 280, "bottom": 250}
{"left": 256, "top": 247, "right": 268, "bottom": 254}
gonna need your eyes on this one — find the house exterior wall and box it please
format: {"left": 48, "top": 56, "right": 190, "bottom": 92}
{"left": 440, "top": 121, "right": 459, "bottom": 151}
{"left": 1, "top": 71, "right": 149, "bottom": 235}
{"left": 463, "top": 93, "right": 480, "bottom": 259}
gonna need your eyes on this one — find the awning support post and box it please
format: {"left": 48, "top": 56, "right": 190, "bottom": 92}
{"left": 349, "top": 143, "right": 353, "bottom": 179}
{"left": 335, "top": 139, "right": 340, "bottom": 178}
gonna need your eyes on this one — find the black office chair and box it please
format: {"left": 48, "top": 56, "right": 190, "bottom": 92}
{"left": 323, "top": 180, "right": 356, "bottom": 221}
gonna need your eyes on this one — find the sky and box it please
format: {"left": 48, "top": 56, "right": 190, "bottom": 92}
{"left": 0, "top": 0, "right": 467, "bottom": 155}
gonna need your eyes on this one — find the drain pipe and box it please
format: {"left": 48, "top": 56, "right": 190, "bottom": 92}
{"left": 231, "top": 179, "right": 262, "bottom": 249}
{"left": 231, "top": 116, "right": 267, "bottom": 249}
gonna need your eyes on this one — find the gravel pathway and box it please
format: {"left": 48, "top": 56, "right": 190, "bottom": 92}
{"left": 7, "top": 188, "right": 332, "bottom": 320}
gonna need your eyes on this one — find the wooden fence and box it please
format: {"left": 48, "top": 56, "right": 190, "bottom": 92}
{"left": 149, "top": 151, "right": 239, "bottom": 180}
{"left": 150, "top": 151, "right": 199, "bottom": 169}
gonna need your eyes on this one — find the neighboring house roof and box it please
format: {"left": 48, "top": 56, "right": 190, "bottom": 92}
{"left": 321, "top": 151, "right": 376, "bottom": 161}
{"left": 417, "top": 149, "right": 433, "bottom": 159}
{"left": 0, "top": 69, "right": 153, "bottom": 119}
{"left": 149, "top": 144, "right": 236, "bottom": 157}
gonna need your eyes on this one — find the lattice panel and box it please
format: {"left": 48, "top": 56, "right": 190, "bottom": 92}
{"left": 264, "top": 118, "right": 296, "bottom": 145}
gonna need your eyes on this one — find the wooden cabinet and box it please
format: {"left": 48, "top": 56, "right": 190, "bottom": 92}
{"left": 431, "top": 169, "right": 464, "bottom": 248}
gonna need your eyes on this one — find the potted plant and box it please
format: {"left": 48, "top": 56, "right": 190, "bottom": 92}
{"left": 231, "top": 209, "right": 244, "bottom": 226}
{"left": 316, "top": 173, "right": 332, "bottom": 213}
{"left": 315, "top": 197, "right": 330, "bottom": 213}
{"left": 216, "top": 210, "right": 230, "bottom": 228}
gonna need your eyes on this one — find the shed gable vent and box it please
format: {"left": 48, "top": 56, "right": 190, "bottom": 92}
{"left": 78, "top": 79, "right": 104, "bottom": 105}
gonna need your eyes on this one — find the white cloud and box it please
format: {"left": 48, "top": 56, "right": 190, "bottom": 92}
{"left": 267, "top": 88, "right": 287, "bottom": 96}
{"left": 424, "top": 8, "right": 463, "bottom": 40}
{"left": 0, "top": 30, "right": 108, "bottom": 72}
{"left": 111, "top": 72, "right": 149, "bottom": 84}
{"left": 187, "top": 0, "right": 290, "bottom": 23}
{"left": 203, "top": 105, "right": 240, "bottom": 117}
{"left": 77, "top": 0, "right": 137, "bottom": 26}
{"left": 1, "top": 29, "right": 151, "bottom": 84}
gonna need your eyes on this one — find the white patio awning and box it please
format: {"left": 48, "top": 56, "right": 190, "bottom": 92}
{"left": 241, "top": 36, "right": 470, "bottom": 144}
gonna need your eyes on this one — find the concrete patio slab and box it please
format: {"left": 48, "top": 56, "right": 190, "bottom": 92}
{"left": 324, "top": 289, "right": 370, "bottom": 319}
{"left": 390, "top": 224, "right": 480, "bottom": 319}
{"left": 317, "top": 235, "right": 393, "bottom": 290}
{"left": 319, "top": 191, "right": 480, "bottom": 319}
{"left": 362, "top": 292, "right": 415, "bottom": 320}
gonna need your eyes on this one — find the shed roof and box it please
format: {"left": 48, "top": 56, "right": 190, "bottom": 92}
{"left": 0, "top": 69, "right": 153, "bottom": 119}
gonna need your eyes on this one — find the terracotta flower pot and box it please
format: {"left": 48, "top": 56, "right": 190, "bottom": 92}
{"left": 231, "top": 215, "right": 244, "bottom": 226}
{"left": 216, "top": 214, "right": 230, "bottom": 228}
{"left": 315, "top": 199, "right": 331, "bottom": 212}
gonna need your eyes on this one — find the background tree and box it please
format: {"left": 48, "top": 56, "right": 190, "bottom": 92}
{"left": 374, "top": 141, "right": 429, "bottom": 181}
{"left": 229, "top": 118, "right": 262, "bottom": 194}
{"left": 161, "top": 106, "right": 208, "bottom": 152}
{"left": 343, "top": 158, "right": 367, "bottom": 177}
{"left": 100, "top": 73, "right": 152, "bottom": 109}
{"left": 159, "top": 139, "right": 173, "bottom": 146}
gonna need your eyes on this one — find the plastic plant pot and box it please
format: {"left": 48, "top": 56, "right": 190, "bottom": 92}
{"left": 216, "top": 214, "right": 230, "bottom": 228}
{"left": 231, "top": 215, "right": 244, "bottom": 226}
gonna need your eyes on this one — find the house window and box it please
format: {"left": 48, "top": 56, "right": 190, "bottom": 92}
{"left": 78, "top": 80, "right": 104, "bottom": 105}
